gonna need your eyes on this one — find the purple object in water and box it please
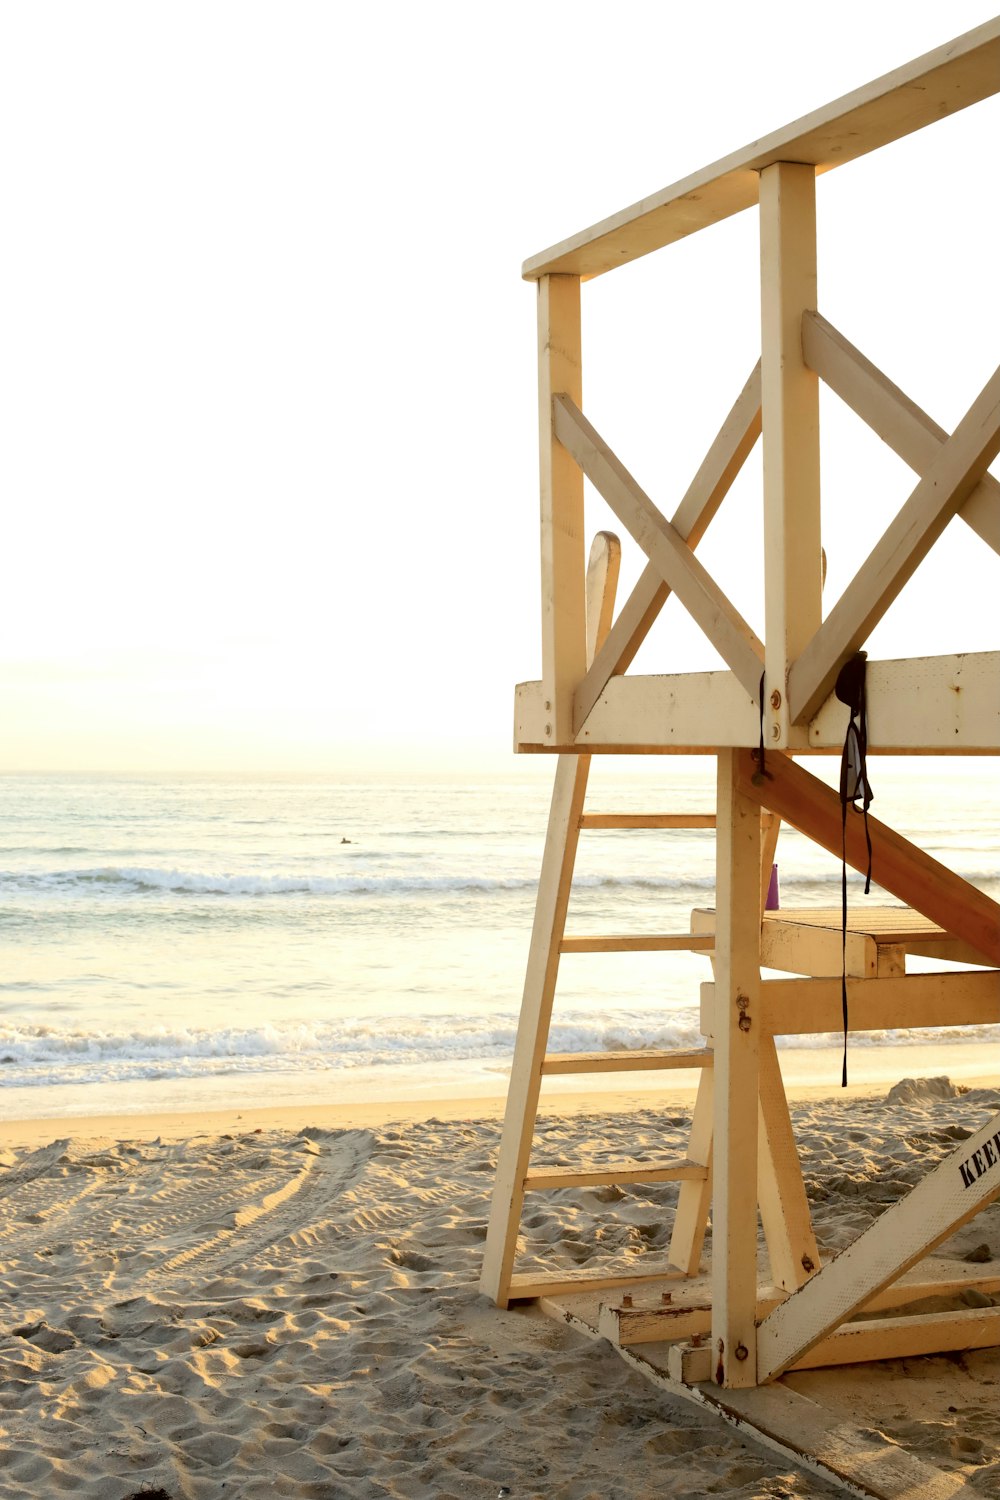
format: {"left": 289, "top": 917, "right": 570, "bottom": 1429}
{"left": 766, "top": 864, "right": 780, "bottom": 910}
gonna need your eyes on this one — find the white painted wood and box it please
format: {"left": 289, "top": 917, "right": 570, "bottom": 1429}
{"left": 788, "top": 357, "right": 1000, "bottom": 723}
{"left": 538, "top": 275, "right": 585, "bottom": 745}
{"left": 517, "top": 651, "right": 1000, "bottom": 753}
{"left": 552, "top": 395, "right": 765, "bottom": 695}
{"left": 480, "top": 754, "right": 590, "bottom": 1306}
{"left": 711, "top": 751, "right": 763, "bottom": 1386}
{"left": 760, "top": 162, "right": 822, "bottom": 750}
{"left": 802, "top": 311, "right": 1000, "bottom": 556}
{"left": 574, "top": 363, "right": 761, "bottom": 734}
{"left": 523, "top": 20, "right": 1000, "bottom": 278}
{"left": 758, "top": 1107, "right": 1000, "bottom": 1380}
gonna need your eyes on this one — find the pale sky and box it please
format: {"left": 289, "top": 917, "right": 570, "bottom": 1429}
{"left": 2, "top": 2, "right": 998, "bottom": 772}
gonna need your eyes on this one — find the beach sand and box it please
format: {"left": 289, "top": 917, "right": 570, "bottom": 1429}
{"left": 1, "top": 1075, "right": 999, "bottom": 1499}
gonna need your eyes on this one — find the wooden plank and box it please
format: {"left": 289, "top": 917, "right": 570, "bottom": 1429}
{"left": 712, "top": 751, "right": 763, "bottom": 1387}
{"left": 703, "top": 969, "right": 1000, "bottom": 1037}
{"left": 523, "top": 20, "right": 1000, "bottom": 279}
{"left": 480, "top": 754, "right": 591, "bottom": 1307}
{"left": 760, "top": 163, "right": 822, "bottom": 750}
{"left": 560, "top": 933, "right": 715, "bottom": 953}
{"left": 538, "top": 275, "right": 586, "bottom": 745}
{"left": 517, "top": 651, "right": 1000, "bottom": 753}
{"left": 807, "top": 650, "right": 1000, "bottom": 753}
{"left": 802, "top": 311, "right": 1000, "bottom": 556}
{"left": 793, "top": 1307, "right": 1000, "bottom": 1370}
{"left": 509, "top": 1266, "right": 692, "bottom": 1301}
{"left": 524, "top": 1158, "right": 708, "bottom": 1190}
{"left": 788, "top": 357, "right": 1000, "bottom": 724}
{"left": 757, "top": 1107, "right": 1000, "bottom": 1380}
{"left": 585, "top": 530, "right": 620, "bottom": 667}
{"left": 669, "top": 1066, "right": 715, "bottom": 1275}
{"left": 757, "top": 1037, "right": 820, "bottom": 1291}
{"left": 735, "top": 750, "right": 1000, "bottom": 965}
{"left": 541, "top": 1047, "right": 713, "bottom": 1075}
{"left": 574, "top": 363, "right": 761, "bottom": 734}
{"left": 552, "top": 395, "right": 765, "bottom": 696}
{"left": 580, "top": 813, "right": 715, "bottom": 828}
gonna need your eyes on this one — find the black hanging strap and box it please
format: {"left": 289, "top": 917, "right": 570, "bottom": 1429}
{"left": 752, "top": 671, "right": 769, "bottom": 785}
{"left": 834, "top": 651, "right": 873, "bottom": 1086}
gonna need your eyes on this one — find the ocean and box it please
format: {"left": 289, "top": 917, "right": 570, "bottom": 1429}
{"left": 1, "top": 760, "right": 998, "bottom": 1122}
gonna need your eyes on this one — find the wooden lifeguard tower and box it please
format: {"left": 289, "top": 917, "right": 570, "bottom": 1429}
{"left": 481, "top": 15, "right": 1000, "bottom": 1452}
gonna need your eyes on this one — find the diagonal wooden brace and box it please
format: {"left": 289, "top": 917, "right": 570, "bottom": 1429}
{"left": 802, "top": 311, "right": 1000, "bottom": 556}
{"left": 735, "top": 749, "right": 1000, "bottom": 965}
{"left": 573, "top": 364, "right": 762, "bottom": 734}
{"left": 788, "top": 354, "right": 1000, "bottom": 723}
{"left": 553, "top": 394, "right": 764, "bottom": 696}
{"left": 758, "top": 1107, "right": 1000, "bottom": 1380}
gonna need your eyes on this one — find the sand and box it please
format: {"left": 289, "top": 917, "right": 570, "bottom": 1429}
{"left": 1, "top": 1077, "right": 999, "bottom": 1499}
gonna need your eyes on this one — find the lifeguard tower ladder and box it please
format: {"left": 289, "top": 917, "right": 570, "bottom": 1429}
{"left": 481, "top": 18, "right": 1000, "bottom": 1396}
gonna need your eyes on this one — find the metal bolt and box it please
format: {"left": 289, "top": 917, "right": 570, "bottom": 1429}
{"left": 660, "top": 1291, "right": 672, "bottom": 1305}
{"left": 771, "top": 722, "right": 781, "bottom": 740}
{"left": 544, "top": 700, "right": 551, "bottom": 711}
{"left": 544, "top": 724, "right": 552, "bottom": 737}
{"left": 690, "top": 1333, "right": 702, "bottom": 1348}
{"left": 621, "top": 1294, "right": 633, "bottom": 1308}
{"left": 735, "top": 1342, "right": 749, "bottom": 1361}
{"left": 802, "top": 1255, "right": 815, "bottom": 1273}
{"left": 770, "top": 689, "right": 782, "bottom": 710}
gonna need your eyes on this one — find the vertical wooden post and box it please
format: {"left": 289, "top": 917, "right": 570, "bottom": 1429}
{"left": 711, "top": 750, "right": 762, "bottom": 1386}
{"left": 480, "top": 752, "right": 590, "bottom": 1306}
{"left": 760, "top": 162, "right": 822, "bottom": 741}
{"left": 539, "top": 274, "right": 586, "bottom": 745}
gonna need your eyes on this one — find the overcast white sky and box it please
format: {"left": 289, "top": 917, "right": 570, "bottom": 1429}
{"left": 2, "top": 2, "right": 998, "bottom": 772}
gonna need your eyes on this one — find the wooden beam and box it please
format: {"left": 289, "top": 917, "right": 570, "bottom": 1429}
{"left": 538, "top": 275, "right": 586, "bottom": 744}
{"left": 788, "top": 357, "right": 1000, "bottom": 723}
{"left": 735, "top": 750, "right": 1000, "bottom": 965}
{"left": 553, "top": 396, "right": 764, "bottom": 696}
{"left": 523, "top": 20, "right": 1000, "bottom": 279}
{"left": 793, "top": 1306, "right": 1000, "bottom": 1370}
{"left": 579, "top": 813, "right": 716, "bottom": 829}
{"left": 560, "top": 933, "right": 715, "bottom": 953}
{"left": 803, "top": 311, "right": 1000, "bottom": 556}
{"left": 541, "top": 1047, "right": 713, "bottom": 1075}
{"left": 574, "top": 364, "right": 762, "bottom": 734}
{"left": 806, "top": 650, "right": 1000, "bottom": 753}
{"left": 480, "top": 754, "right": 590, "bottom": 1306}
{"left": 757, "top": 1107, "right": 1000, "bottom": 1380}
{"left": 701, "top": 969, "right": 1000, "bottom": 1037}
{"left": 712, "top": 751, "right": 763, "bottom": 1387}
{"left": 760, "top": 162, "right": 822, "bottom": 750}
{"left": 525, "top": 1159, "right": 707, "bottom": 1190}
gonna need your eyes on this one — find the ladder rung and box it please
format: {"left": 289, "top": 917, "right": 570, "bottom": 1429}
{"left": 542, "top": 1047, "right": 714, "bottom": 1075}
{"left": 560, "top": 933, "right": 715, "bottom": 953}
{"left": 524, "top": 1158, "right": 707, "bottom": 1190}
{"left": 506, "top": 1267, "right": 692, "bottom": 1301}
{"left": 579, "top": 814, "right": 716, "bottom": 830}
